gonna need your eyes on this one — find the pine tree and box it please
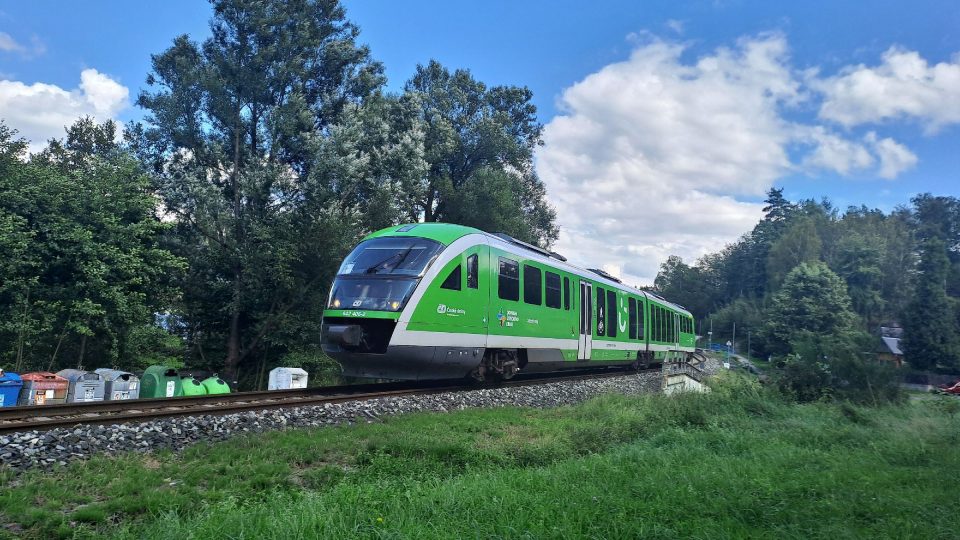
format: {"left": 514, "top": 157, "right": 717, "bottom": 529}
{"left": 902, "top": 237, "right": 959, "bottom": 370}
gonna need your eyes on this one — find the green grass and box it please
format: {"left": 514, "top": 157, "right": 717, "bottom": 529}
{"left": 2, "top": 374, "right": 958, "bottom": 539}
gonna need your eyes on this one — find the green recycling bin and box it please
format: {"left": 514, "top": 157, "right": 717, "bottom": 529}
{"left": 141, "top": 366, "right": 182, "bottom": 398}
{"left": 180, "top": 376, "right": 208, "bottom": 396}
{"left": 201, "top": 376, "right": 231, "bottom": 395}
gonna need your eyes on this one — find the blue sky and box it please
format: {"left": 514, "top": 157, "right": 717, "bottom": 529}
{"left": 1, "top": 0, "right": 958, "bottom": 283}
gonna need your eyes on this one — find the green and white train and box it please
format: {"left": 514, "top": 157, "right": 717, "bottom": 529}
{"left": 321, "top": 223, "right": 696, "bottom": 380}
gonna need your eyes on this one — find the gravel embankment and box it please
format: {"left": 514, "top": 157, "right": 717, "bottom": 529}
{"left": 0, "top": 371, "right": 661, "bottom": 473}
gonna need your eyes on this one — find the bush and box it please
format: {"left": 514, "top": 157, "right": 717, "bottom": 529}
{"left": 775, "top": 332, "right": 902, "bottom": 404}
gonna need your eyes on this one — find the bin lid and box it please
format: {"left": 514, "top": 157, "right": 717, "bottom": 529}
{"left": 21, "top": 371, "right": 67, "bottom": 382}
{"left": 94, "top": 368, "right": 137, "bottom": 381}
{"left": 270, "top": 367, "right": 308, "bottom": 376}
{"left": 144, "top": 365, "right": 179, "bottom": 377}
{"left": 0, "top": 370, "right": 22, "bottom": 384}
{"left": 56, "top": 369, "right": 104, "bottom": 382}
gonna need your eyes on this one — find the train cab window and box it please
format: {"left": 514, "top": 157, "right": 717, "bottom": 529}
{"left": 523, "top": 265, "right": 542, "bottom": 305}
{"left": 440, "top": 264, "right": 461, "bottom": 290}
{"left": 498, "top": 257, "right": 519, "bottom": 301}
{"left": 596, "top": 286, "right": 606, "bottom": 336}
{"left": 628, "top": 298, "right": 637, "bottom": 339}
{"left": 563, "top": 277, "right": 570, "bottom": 310}
{"left": 545, "top": 271, "right": 561, "bottom": 309}
{"left": 466, "top": 254, "right": 478, "bottom": 289}
{"left": 607, "top": 290, "right": 617, "bottom": 337}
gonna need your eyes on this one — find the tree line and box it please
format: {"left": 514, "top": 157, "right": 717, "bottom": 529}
{"left": 0, "top": 0, "right": 556, "bottom": 386}
{"left": 653, "top": 188, "right": 960, "bottom": 398}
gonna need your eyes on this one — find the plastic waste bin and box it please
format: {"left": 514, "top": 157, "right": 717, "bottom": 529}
{"left": 18, "top": 372, "right": 68, "bottom": 405}
{"left": 201, "top": 375, "right": 231, "bottom": 395}
{"left": 141, "top": 366, "right": 182, "bottom": 398}
{"left": 56, "top": 369, "right": 106, "bottom": 402}
{"left": 268, "top": 367, "right": 308, "bottom": 390}
{"left": 94, "top": 368, "right": 140, "bottom": 400}
{"left": 180, "top": 376, "right": 207, "bottom": 396}
{"left": 0, "top": 370, "right": 23, "bottom": 408}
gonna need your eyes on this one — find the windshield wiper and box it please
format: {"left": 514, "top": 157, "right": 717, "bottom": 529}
{"left": 365, "top": 247, "right": 413, "bottom": 274}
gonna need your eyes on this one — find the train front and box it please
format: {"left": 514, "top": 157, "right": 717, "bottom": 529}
{"left": 321, "top": 229, "right": 471, "bottom": 379}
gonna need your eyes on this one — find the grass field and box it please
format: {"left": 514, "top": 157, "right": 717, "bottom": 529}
{"left": 2, "top": 373, "right": 959, "bottom": 539}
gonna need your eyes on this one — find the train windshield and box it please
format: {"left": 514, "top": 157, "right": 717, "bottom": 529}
{"left": 337, "top": 237, "right": 443, "bottom": 277}
{"left": 328, "top": 277, "right": 419, "bottom": 311}
{"left": 329, "top": 237, "right": 445, "bottom": 312}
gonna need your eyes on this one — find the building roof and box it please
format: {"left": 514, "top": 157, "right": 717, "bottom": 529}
{"left": 881, "top": 336, "right": 903, "bottom": 356}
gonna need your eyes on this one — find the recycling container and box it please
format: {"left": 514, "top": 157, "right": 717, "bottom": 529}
{"left": 141, "top": 366, "right": 182, "bottom": 398}
{"left": 180, "top": 376, "right": 208, "bottom": 396}
{"left": 268, "top": 367, "right": 308, "bottom": 390}
{"left": 201, "top": 375, "right": 231, "bottom": 395}
{"left": 18, "top": 372, "right": 68, "bottom": 405}
{"left": 0, "top": 370, "right": 23, "bottom": 408}
{"left": 56, "top": 369, "right": 106, "bottom": 402}
{"left": 94, "top": 368, "right": 141, "bottom": 400}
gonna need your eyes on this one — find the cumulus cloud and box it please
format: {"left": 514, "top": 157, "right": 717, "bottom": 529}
{"left": 537, "top": 34, "right": 939, "bottom": 286}
{"left": 0, "top": 68, "right": 129, "bottom": 152}
{"left": 865, "top": 131, "right": 918, "bottom": 179}
{"left": 816, "top": 47, "right": 960, "bottom": 132}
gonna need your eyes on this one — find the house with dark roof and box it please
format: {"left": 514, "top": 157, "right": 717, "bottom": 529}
{"left": 877, "top": 326, "right": 904, "bottom": 367}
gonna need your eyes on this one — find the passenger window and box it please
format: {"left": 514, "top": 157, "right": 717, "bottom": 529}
{"left": 563, "top": 277, "right": 570, "bottom": 310}
{"left": 545, "top": 272, "right": 561, "bottom": 309}
{"left": 607, "top": 290, "right": 617, "bottom": 337}
{"left": 638, "top": 301, "right": 645, "bottom": 340}
{"left": 440, "top": 264, "right": 461, "bottom": 290}
{"left": 467, "top": 254, "right": 478, "bottom": 289}
{"left": 628, "top": 298, "right": 637, "bottom": 340}
{"left": 596, "top": 286, "right": 606, "bottom": 336}
{"left": 498, "top": 257, "right": 519, "bottom": 301}
{"left": 523, "top": 265, "right": 542, "bottom": 305}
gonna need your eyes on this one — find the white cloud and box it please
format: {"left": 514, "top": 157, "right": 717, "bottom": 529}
{"left": 537, "top": 35, "right": 938, "bottom": 286}
{"left": 0, "top": 68, "right": 129, "bottom": 152}
{"left": 0, "top": 32, "right": 21, "bottom": 52}
{"left": 0, "top": 32, "right": 45, "bottom": 57}
{"left": 816, "top": 47, "right": 960, "bottom": 132}
{"left": 865, "top": 131, "right": 918, "bottom": 179}
{"left": 799, "top": 126, "right": 874, "bottom": 175}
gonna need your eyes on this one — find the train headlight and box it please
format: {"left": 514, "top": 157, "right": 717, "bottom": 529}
{"left": 332, "top": 299, "right": 341, "bottom": 308}
{"left": 390, "top": 301, "right": 400, "bottom": 310}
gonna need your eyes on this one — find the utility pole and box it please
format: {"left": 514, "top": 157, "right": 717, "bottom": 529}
{"left": 732, "top": 322, "right": 737, "bottom": 356}
{"left": 747, "top": 330, "right": 751, "bottom": 360}
{"left": 708, "top": 319, "right": 713, "bottom": 350}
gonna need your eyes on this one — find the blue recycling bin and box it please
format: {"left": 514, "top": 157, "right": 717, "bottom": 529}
{"left": 0, "top": 370, "right": 23, "bottom": 408}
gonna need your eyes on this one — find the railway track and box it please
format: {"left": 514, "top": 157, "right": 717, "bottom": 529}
{"left": 0, "top": 368, "right": 651, "bottom": 434}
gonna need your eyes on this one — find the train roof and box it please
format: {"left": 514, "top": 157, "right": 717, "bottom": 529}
{"left": 365, "top": 223, "right": 692, "bottom": 316}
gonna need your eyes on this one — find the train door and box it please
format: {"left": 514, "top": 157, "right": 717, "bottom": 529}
{"left": 578, "top": 281, "right": 593, "bottom": 360}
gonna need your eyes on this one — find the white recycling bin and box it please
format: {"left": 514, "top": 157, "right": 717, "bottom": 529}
{"left": 268, "top": 367, "right": 308, "bottom": 390}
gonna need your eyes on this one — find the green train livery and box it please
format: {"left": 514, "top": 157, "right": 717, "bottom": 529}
{"left": 321, "top": 223, "right": 695, "bottom": 380}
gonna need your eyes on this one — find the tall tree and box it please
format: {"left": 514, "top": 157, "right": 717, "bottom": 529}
{"left": 134, "top": 0, "right": 386, "bottom": 381}
{"left": 404, "top": 60, "right": 557, "bottom": 246}
{"left": 901, "top": 236, "right": 959, "bottom": 370}
{"left": 759, "top": 261, "right": 859, "bottom": 356}
{"left": 765, "top": 216, "right": 822, "bottom": 291}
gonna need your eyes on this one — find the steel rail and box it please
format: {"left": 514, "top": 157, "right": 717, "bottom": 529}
{"left": 0, "top": 368, "right": 651, "bottom": 434}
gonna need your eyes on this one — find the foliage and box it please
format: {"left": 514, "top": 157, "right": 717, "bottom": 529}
{"left": 776, "top": 332, "right": 901, "bottom": 403}
{"left": 902, "top": 236, "right": 960, "bottom": 370}
{"left": 759, "top": 261, "right": 860, "bottom": 356}
{"left": 404, "top": 60, "right": 558, "bottom": 246}
{"left": 0, "top": 120, "right": 183, "bottom": 373}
